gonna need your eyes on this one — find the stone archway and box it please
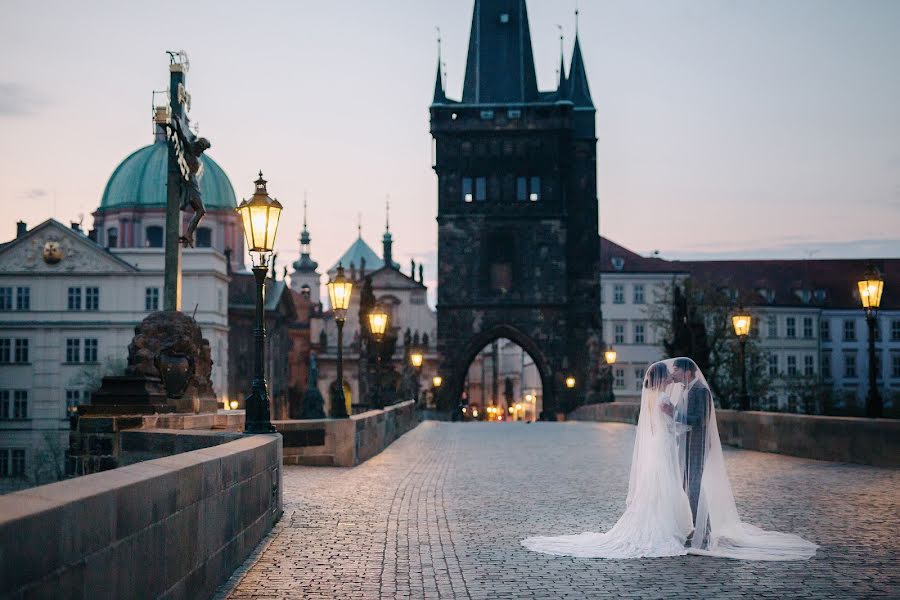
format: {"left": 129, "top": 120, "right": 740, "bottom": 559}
{"left": 445, "top": 324, "right": 556, "bottom": 419}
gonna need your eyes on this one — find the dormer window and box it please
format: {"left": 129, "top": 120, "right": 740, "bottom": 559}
{"left": 758, "top": 288, "right": 775, "bottom": 303}
{"left": 814, "top": 289, "right": 826, "bottom": 303}
{"left": 611, "top": 257, "right": 625, "bottom": 271}
{"left": 499, "top": 13, "right": 510, "bottom": 23}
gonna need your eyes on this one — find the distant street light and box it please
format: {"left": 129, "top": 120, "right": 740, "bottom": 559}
{"left": 368, "top": 307, "right": 389, "bottom": 408}
{"left": 236, "top": 172, "right": 282, "bottom": 434}
{"left": 858, "top": 264, "right": 884, "bottom": 418}
{"left": 565, "top": 376, "right": 576, "bottom": 389}
{"left": 604, "top": 346, "right": 617, "bottom": 403}
{"left": 327, "top": 263, "right": 353, "bottom": 418}
{"left": 731, "top": 308, "right": 752, "bottom": 411}
{"left": 410, "top": 349, "right": 424, "bottom": 403}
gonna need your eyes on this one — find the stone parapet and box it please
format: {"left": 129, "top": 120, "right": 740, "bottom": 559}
{"left": 568, "top": 402, "right": 899, "bottom": 467}
{"left": 0, "top": 433, "right": 282, "bottom": 600}
{"left": 275, "top": 400, "right": 419, "bottom": 467}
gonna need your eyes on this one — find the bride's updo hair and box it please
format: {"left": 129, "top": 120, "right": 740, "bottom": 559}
{"left": 644, "top": 362, "right": 670, "bottom": 389}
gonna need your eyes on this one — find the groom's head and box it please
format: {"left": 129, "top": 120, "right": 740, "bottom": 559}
{"left": 671, "top": 358, "right": 698, "bottom": 384}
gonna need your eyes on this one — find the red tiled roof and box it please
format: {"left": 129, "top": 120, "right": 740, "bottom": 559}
{"left": 599, "top": 237, "right": 686, "bottom": 274}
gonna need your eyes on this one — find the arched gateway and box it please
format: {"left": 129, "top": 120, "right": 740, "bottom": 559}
{"left": 431, "top": 0, "right": 601, "bottom": 418}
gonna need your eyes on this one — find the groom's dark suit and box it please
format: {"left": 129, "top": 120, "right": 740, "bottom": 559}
{"left": 680, "top": 378, "right": 710, "bottom": 527}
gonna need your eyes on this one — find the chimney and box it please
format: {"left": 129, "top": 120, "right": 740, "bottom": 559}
{"left": 70, "top": 222, "right": 81, "bottom": 232}
{"left": 16, "top": 222, "right": 27, "bottom": 239}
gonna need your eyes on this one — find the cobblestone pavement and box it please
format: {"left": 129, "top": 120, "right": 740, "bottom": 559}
{"left": 218, "top": 421, "right": 899, "bottom": 599}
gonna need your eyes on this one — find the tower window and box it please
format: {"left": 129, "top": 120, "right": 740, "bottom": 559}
{"left": 107, "top": 227, "right": 118, "bottom": 248}
{"left": 462, "top": 177, "right": 473, "bottom": 202}
{"left": 146, "top": 226, "right": 163, "bottom": 248}
{"left": 529, "top": 176, "right": 541, "bottom": 201}
{"left": 517, "top": 176, "right": 541, "bottom": 201}
{"left": 463, "top": 176, "right": 488, "bottom": 202}
{"left": 485, "top": 230, "right": 515, "bottom": 294}
{"left": 475, "top": 177, "right": 487, "bottom": 201}
{"left": 195, "top": 227, "right": 212, "bottom": 248}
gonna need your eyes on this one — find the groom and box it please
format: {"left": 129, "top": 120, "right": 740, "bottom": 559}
{"left": 671, "top": 358, "right": 710, "bottom": 544}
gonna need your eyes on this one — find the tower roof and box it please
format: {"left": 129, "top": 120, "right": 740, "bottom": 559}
{"left": 432, "top": 57, "right": 446, "bottom": 104}
{"left": 461, "top": 0, "right": 539, "bottom": 104}
{"left": 328, "top": 237, "right": 395, "bottom": 275}
{"left": 568, "top": 33, "right": 594, "bottom": 108}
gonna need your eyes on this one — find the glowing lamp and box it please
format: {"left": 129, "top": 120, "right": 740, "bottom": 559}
{"left": 604, "top": 349, "right": 617, "bottom": 365}
{"left": 410, "top": 351, "right": 424, "bottom": 368}
{"left": 236, "top": 172, "right": 282, "bottom": 259}
{"left": 858, "top": 264, "right": 884, "bottom": 317}
{"left": 368, "top": 308, "right": 389, "bottom": 341}
{"left": 326, "top": 264, "right": 353, "bottom": 322}
{"left": 565, "top": 376, "right": 576, "bottom": 389}
{"left": 432, "top": 376, "right": 443, "bottom": 388}
{"left": 732, "top": 310, "right": 752, "bottom": 338}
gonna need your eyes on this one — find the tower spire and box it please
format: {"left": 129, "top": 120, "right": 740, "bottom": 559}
{"left": 557, "top": 24, "right": 567, "bottom": 95}
{"left": 432, "top": 27, "right": 447, "bottom": 104}
{"left": 382, "top": 194, "right": 394, "bottom": 269}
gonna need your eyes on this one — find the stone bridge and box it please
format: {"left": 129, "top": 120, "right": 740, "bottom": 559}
{"left": 216, "top": 422, "right": 898, "bottom": 599}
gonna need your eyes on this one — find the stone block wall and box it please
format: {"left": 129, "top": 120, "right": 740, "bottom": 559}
{"left": 276, "top": 400, "right": 419, "bottom": 467}
{"left": 1, "top": 433, "right": 282, "bottom": 600}
{"left": 568, "top": 402, "right": 899, "bottom": 467}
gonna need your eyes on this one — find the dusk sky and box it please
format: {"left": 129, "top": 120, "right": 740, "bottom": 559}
{"left": 2, "top": 0, "right": 899, "bottom": 292}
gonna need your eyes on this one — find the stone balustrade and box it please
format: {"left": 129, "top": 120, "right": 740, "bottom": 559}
{"left": 276, "top": 400, "right": 420, "bottom": 467}
{"left": 1, "top": 433, "right": 282, "bottom": 600}
{"left": 568, "top": 402, "right": 899, "bottom": 468}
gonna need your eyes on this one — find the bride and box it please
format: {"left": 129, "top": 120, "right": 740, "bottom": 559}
{"left": 521, "top": 357, "right": 818, "bottom": 561}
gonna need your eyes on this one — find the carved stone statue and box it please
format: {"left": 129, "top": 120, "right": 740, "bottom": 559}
{"left": 166, "top": 111, "right": 211, "bottom": 248}
{"left": 300, "top": 353, "right": 326, "bottom": 419}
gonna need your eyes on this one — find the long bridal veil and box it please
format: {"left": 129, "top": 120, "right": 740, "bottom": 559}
{"left": 521, "top": 358, "right": 818, "bottom": 561}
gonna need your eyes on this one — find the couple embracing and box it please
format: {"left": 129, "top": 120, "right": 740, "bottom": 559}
{"left": 522, "top": 357, "right": 818, "bottom": 561}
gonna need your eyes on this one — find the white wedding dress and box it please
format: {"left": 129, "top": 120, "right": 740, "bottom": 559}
{"left": 522, "top": 358, "right": 818, "bottom": 561}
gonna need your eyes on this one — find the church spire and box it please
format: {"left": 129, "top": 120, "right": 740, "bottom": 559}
{"left": 557, "top": 25, "right": 567, "bottom": 97}
{"left": 568, "top": 11, "right": 593, "bottom": 109}
{"left": 462, "top": 0, "right": 538, "bottom": 104}
{"left": 382, "top": 195, "right": 394, "bottom": 269}
{"left": 291, "top": 191, "right": 319, "bottom": 277}
{"left": 432, "top": 28, "right": 446, "bottom": 104}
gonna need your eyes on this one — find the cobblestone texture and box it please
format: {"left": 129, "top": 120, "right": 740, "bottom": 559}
{"left": 218, "top": 421, "right": 899, "bottom": 599}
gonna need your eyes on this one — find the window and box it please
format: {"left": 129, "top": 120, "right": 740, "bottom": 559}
{"left": 787, "top": 355, "right": 797, "bottom": 376}
{"left": 475, "top": 177, "right": 487, "bottom": 202}
{"left": 844, "top": 353, "right": 857, "bottom": 378}
{"left": 486, "top": 231, "right": 514, "bottom": 293}
{"left": 613, "top": 285, "right": 625, "bottom": 304}
{"left": 12, "top": 391, "right": 27, "bottom": 419}
{"left": 479, "top": 109, "right": 494, "bottom": 120}
{"left": 66, "top": 390, "right": 86, "bottom": 416}
{"left": 614, "top": 324, "right": 625, "bottom": 344}
{"left": 529, "top": 176, "right": 540, "bottom": 201}
{"left": 0, "top": 339, "right": 9, "bottom": 363}
{"left": 0, "top": 391, "right": 8, "bottom": 419}
{"left": 146, "top": 225, "right": 164, "bottom": 248}
{"left": 195, "top": 227, "right": 212, "bottom": 248}
{"left": 0, "top": 288, "right": 10, "bottom": 311}
{"left": 66, "top": 338, "right": 81, "bottom": 363}
{"left": 803, "top": 355, "right": 815, "bottom": 376}
{"left": 0, "top": 449, "right": 26, "bottom": 478}
{"left": 85, "top": 287, "right": 99, "bottom": 311}
{"left": 633, "top": 323, "right": 645, "bottom": 344}
{"left": 767, "top": 315, "right": 777, "bottom": 338}
{"left": 892, "top": 320, "right": 900, "bottom": 342}
{"left": 634, "top": 366, "right": 646, "bottom": 391}
{"left": 768, "top": 355, "right": 779, "bottom": 377}
{"left": 507, "top": 109, "right": 521, "bottom": 119}
{"left": 68, "top": 287, "right": 82, "bottom": 311}
{"left": 803, "top": 317, "right": 814, "bottom": 339}
{"left": 13, "top": 339, "right": 28, "bottom": 363}
{"left": 822, "top": 352, "right": 832, "bottom": 379}
{"left": 614, "top": 368, "right": 625, "bottom": 389}
{"left": 516, "top": 177, "right": 527, "bottom": 201}
{"left": 892, "top": 354, "right": 900, "bottom": 378}
{"left": 145, "top": 288, "right": 160, "bottom": 311}
{"left": 515, "top": 176, "right": 541, "bottom": 202}
{"left": 84, "top": 338, "right": 98, "bottom": 363}
{"left": 107, "top": 227, "right": 118, "bottom": 248}
{"left": 786, "top": 317, "right": 796, "bottom": 339}
{"left": 633, "top": 285, "right": 645, "bottom": 305}
{"left": 821, "top": 319, "right": 831, "bottom": 341}
{"left": 843, "top": 320, "right": 856, "bottom": 342}
{"left": 462, "top": 177, "right": 473, "bottom": 202}
{"left": 15, "top": 287, "right": 29, "bottom": 311}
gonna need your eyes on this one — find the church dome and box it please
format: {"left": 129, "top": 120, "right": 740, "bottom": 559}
{"left": 98, "top": 139, "right": 237, "bottom": 211}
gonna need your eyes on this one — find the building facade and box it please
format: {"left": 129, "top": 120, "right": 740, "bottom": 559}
{"left": 0, "top": 220, "right": 229, "bottom": 492}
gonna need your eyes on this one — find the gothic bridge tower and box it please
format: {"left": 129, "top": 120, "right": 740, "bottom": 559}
{"left": 431, "top": 0, "right": 600, "bottom": 417}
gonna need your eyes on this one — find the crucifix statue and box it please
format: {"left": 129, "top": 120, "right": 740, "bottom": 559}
{"left": 162, "top": 51, "right": 212, "bottom": 311}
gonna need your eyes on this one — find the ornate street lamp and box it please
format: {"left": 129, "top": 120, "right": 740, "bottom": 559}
{"left": 604, "top": 349, "right": 617, "bottom": 365}
{"left": 731, "top": 308, "right": 752, "bottom": 411}
{"left": 327, "top": 263, "right": 353, "bottom": 418}
{"left": 858, "top": 264, "right": 884, "bottom": 418}
{"left": 236, "top": 172, "right": 282, "bottom": 434}
{"left": 368, "top": 307, "right": 389, "bottom": 408}
{"left": 410, "top": 349, "right": 424, "bottom": 404}
{"left": 604, "top": 346, "right": 617, "bottom": 403}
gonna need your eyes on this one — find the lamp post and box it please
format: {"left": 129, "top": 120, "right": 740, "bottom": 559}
{"left": 731, "top": 309, "right": 752, "bottom": 411}
{"left": 604, "top": 347, "right": 617, "bottom": 403}
{"left": 368, "top": 307, "right": 389, "bottom": 408}
{"left": 410, "top": 349, "right": 424, "bottom": 403}
{"left": 236, "top": 172, "right": 282, "bottom": 434}
{"left": 327, "top": 264, "right": 353, "bottom": 418}
{"left": 858, "top": 264, "right": 884, "bottom": 418}
{"left": 432, "top": 375, "right": 443, "bottom": 412}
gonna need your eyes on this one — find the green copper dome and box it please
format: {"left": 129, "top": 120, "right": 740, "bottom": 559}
{"left": 99, "top": 140, "right": 236, "bottom": 211}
